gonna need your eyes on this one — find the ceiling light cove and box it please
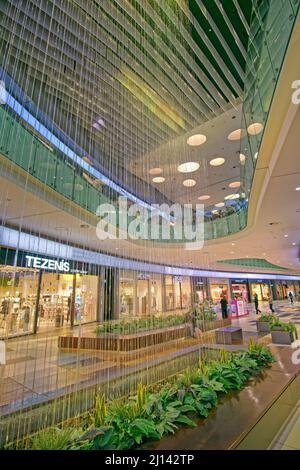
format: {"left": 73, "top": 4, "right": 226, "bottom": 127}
{"left": 198, "top": 195, "right": 210, "bottom": 201}
{"left": 215, "top": 202, "right": 225, "bottom": 208}
{"left": 149, "top": 167, "right": 163, "bottom": 175}
{"left": 177, "top": 162, "right": 199, "bottom": 173}
{"left": 183, "top": 179, "right": 196, "bottom": 187}
{"left": 209, "top": 157, "right": 225, "bottom": 167}
{"left": 187, "top": 134, "right": 207, "bottom": 146}
{"left": 152, "top": 176, "right": 165, "bottom": 183}
{"left": 229, "top": 181, "right": 241, "bottom": 188}
{"left": 247, "top": 122, "right": 263, "bottom": 135}
{"left": 225, "top": 193, "right": 240, "bottom": 200}
{"left": 228, "top": 129, "right": 244, "bottom": 141}
{"left": 239, "top": 153, "right": 246, "bottom": 164}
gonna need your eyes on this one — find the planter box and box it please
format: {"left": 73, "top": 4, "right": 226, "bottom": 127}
{"left": 271, "top": 329, "right": 296, "bottom": 345}
{"left": 256, "top": 321, "right": 271, "bottom": 333}
{"left": 58, "top": 323, "right": 190, "bottom": 351}
{"left": 197, "top": 318, "right": 231, "bottom": 332}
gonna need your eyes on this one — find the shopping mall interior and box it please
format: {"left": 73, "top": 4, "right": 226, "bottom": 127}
{"left": 0, "top": 0, "right": 300, "bottom": 453}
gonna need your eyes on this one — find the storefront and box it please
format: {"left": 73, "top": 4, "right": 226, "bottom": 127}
{"left": 249, "top": 280, "right": 271, "bottom": 301}
{"left": 230, "top": 279, "right": 249, "bottom": 302}
{"left": 0, "top": 248, "right": 99, "bottom": 337}
{"left": 164, "top": 275, "right": 191, "bottom": 312}
{"left": 119, "top": 269, "right": 135, "bottom": 317}
{"left": 210, "top": 278, "right": 230, "bottom": 302}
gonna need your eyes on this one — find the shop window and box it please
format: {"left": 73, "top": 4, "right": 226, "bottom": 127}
{"left": 119, "top": 270, "right": 134, "bottom": 317}
{"left": 165, "top": 275, "right": 174, "bottom": 311}
{"left": 74, "top": 274, "right": 98, "bottom": 324}
{"left": 0, "top": 267, "right": 37, "bottom": 337}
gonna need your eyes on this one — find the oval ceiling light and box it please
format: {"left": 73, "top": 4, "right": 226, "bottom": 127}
{"left": 215, "top": 202, "right": 225, "bottom": 208}
{"left": 225, "top": 193, "right": 240, "bottom": 200}
{"left": 152, "top": 176, "right": 165, "bottom": 183}
{"left": 239, "top": 153, "right": 246, "bottom": 164}
{"left": 229, "top": 181, "right": 241, "bottom": 189}
{"left": 228, "top": 129, "right": 244, "bottom": 141}
{"left": 209, "top": 157, "right": 225, "bottom": 167}
{"left": 198, "top": 195, "right": 210, "bottom": 201}
{"left": 149, "top": 167, "right": 163, "bottom": 175}
{"left": 187, "top": 134, "right": 207, "bottom": 146}
{"left": 183, "top": 179, "right": 196, "bottom": 187}
{"left": 177, "top": 162, "right": 199, "bottom": 173}
{"left": 247, "top": 122, "right": 263, "bottom": 135}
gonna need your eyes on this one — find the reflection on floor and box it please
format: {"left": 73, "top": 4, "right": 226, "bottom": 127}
{"left": 271, "top": 401, "right": 300, "bottom": 450}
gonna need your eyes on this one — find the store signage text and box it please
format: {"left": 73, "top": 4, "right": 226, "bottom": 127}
{"left": 25, "top": 255, "right": 70, "bottom": 272}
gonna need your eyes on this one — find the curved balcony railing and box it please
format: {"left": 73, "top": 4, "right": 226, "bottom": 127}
{"left": 0, "top": 0, "right": 298, "bottom": 244}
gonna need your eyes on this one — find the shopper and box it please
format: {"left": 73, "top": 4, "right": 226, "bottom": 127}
{"left": 288, "top": 291, "right": 294, "bottom": 305}
{"left": 267, "top": 293, "right": 275, "bottom": 313}
{"left": 220, "top": 295, "right": 228, "bottom": 319}
{"left": 254, "top": 293, "right": 261, "bottom": 315}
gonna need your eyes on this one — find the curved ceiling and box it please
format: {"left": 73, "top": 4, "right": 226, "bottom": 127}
{"left": 0, "top": 0, "right": 252, "bottom": 204}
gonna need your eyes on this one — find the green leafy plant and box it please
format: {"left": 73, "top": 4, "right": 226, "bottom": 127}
{"left": 30, "top": 427, "right": 81, "bottom": 450}
{"left": 68, "top": 426, "right": 114, "bottom": 450}
{"left": 26, "top": 342, "right": 275, "bottom": 451}
{"left": 270, "top": 320, "right": 298, "bottom": 337}
{"left": 257, "top": 314, "right": 277, "bottom": 323}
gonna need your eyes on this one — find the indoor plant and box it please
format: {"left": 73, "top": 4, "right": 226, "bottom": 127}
{"left": 270, "top": 319, "right": 298, "bottom": 345}
{"left": 256, "top": 314, "right": 277, "bottom": 333}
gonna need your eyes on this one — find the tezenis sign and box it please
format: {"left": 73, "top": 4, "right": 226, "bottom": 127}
{"left": 25, "top": 255, "right": 70, "bottom": 272}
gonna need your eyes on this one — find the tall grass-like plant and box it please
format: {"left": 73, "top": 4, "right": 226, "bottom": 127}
{"left": 90, "top": 392, "right": 107, "bottom": 427}
{"left": 30, "top": 427, "right": 80, "bottom": 450}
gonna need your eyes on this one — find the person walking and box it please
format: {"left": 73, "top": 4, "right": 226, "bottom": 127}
{"left": 267, "top": 293, "right": 275, "bottom": 313}
{"left": 220, "top": 295, "right": 228, "bottom": 319}
{"left": 254, "top": 293, "right": 261, "bottom": 315}
{"left": 288, "top": 291, "right": 294, "bottom": 305}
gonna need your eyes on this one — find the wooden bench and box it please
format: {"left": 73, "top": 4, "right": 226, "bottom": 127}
{"left": 215, "top": 326, "right": 243, "bottom": 345}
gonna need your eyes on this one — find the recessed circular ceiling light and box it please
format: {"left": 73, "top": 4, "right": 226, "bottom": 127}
{"left": 177, "top": 162, "right": 199, "bottom": 173}
{"left": 187, "top": 134, "right": 206, "bottom": 146}
{"left": 247, "top": 122, "right": 263, "bottom": 135}
{"left": 284, "top": 234, "right": 288, "bottom": 238}
{"left": 225, "top": 193, "right": 240, "bottom": 200}
{"left": 209, "top": 157, "right": 225, "bottom": 167}
{"left": 296, "top": 187, "right": 300, "bottom": 191}
{"left": 229, "top": 181, "right": 241, "bottom": 189}
{"left": 183, "top": 179, "right": 196, "bottom": 187}
{"left": 152, "top": 176, "right": 165, "bottom": 183}
{"left": 292, "top": 242, "right": 296, "bottom": 246}
{"left": 228, "top": 129, "right": 244, "bottom": 141}
{"left": 198, "top": 195, "right": 210, "bottom": 201}
{"left": 239, "top": 153, "right": 246, "bottom": 164}
{"left": 149, "top": 167, "right": 163, "bottom": 175}
{"left": 215, "top": 202, "right": 225, "bottom": 208}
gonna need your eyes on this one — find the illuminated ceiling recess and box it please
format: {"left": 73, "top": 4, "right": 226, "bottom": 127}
{"left": 187, "top": 134, "right": 207, "bottom": 146}
{"left": 210, "top": 157, "right": 225, "bottom": 167}
{"left": 149, "top": 167, "right": 163, "bottom": 175}
{"left": 183, "top": 179, "right": 196, "bottom": 187}
{"left": 177, "top": 162, "right": 200, "bottom": 173}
